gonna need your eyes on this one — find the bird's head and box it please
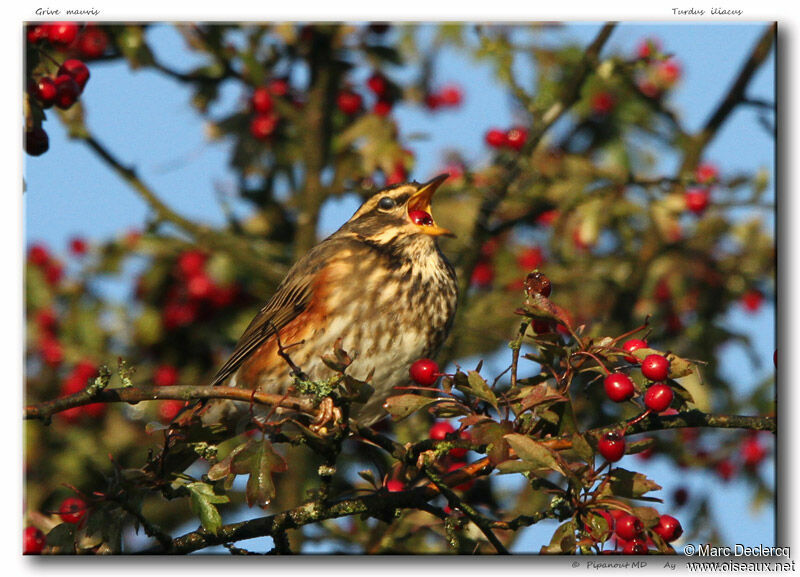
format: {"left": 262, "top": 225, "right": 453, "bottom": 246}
{"left": 340, "top": 174, "right": 454, "bottom": 246}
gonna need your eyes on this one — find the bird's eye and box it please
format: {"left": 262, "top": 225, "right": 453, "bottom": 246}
{"left": 377, "top": 197, "right": 396, "bottom": 211}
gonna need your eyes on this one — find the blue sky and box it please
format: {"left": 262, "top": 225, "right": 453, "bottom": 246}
{"left": 24, "top": 22, "right": 775, "bottom": 553}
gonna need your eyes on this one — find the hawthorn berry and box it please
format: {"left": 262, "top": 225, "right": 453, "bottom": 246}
{"left": 77, "top": 26, "right": 109, "bottom": 59}
{"left": 741, "top": 289, "right": 764, "bottom": 313}
{"left": 177, "top": 250, "right": 207, "bottom": 277}
{"left": 695, "top": 163, "right": 718, "bottom": 184}
{"left": 46, "top": 22, "right": 80, "bottom": 46}
{"left": 536, "top": 209, "right": 559, "bottom": 227}
{"left": 429, "top": 421, "right": 455, "bottom": 441}
{"left": 716, "top": 459, "right": 735, "bottom": 481}
{"left": 23, "top": 526, "right": 46, "bottom": 555}
{"left": 26, "top": 25, "right": 47, "bottom": 44}
{"left": 385, "top": 480, "right": 404, "bottom": 492}
{"left": 409, "top": 358, "right": 439, "bottom": 386}
{"left": 470, "top": 261, "right": 494, "bottom": 288}
{"left": 33, "top": 77, "right": 57, "bottom": 108}
{"left": 622, "top": 338, "right": 648, "bottom": 363}
{"left": 35, "top": 307, "right": 58, "bottom": 334}
{"left": 69, "top": 236, "right": 88, "bottom": 255}
{"left": 250, "top": 113, "right": 279, "bottom": 140}
{"left": 622, "top": 539, "right": 648, "bottom": 554}
{"left": 58, "top": 59, "right": 90, "bottom": 91}
{"left": 25, "top": 126, "right": 50, "bottom": 156}
{"left": 408, "top": 210, "right": 433, "bottom": 226}
{"left": 373, "top": 100, "right": 392, "bottom": 116}
{"left": 447, "top": 462, "right": 475, "bottom": 491}
{"left": 449, "top": 431, "right": 471, "bottom": 459}
{"left": 653, "top": 514, "right": 683, "bottom": 542}
{"left": 603, "top": 373, "right": 635, "bottom": 403}
{"left": 636, "top": 38, "right": 659, "bottom": 60}
{"left": 159, "top": 400, "right": 185, "bottom": 423}
{"left": 517, "top": 247, "right": 544, "bottom": 270}
{"left": 590, "top": 91, "right": 615, "bottom": 115}
{"left": 40, "top": 337, "right": 64, "bottom": 367}
{"left": 251, "top": 87, "right": 274, "bottom": 113}
{"left": 366, "top": 72, "right": 388, "bottom": 97}
{"left": 385, "top": 161, "right": 407, "bottom": 185}
{"left": 505, "top": 127, "right": 528, "bottom": 151}
{"left": 438, "top": 85, "right": 463, "bottom": 107}
{"left": 656, "top": 59, "right": 681, "bottom": 86}
{"left": 685, "top": 188, "right": 710, "bottom": 215}
{"left": 53, "top": 74, "right": 80, "bottom": 109}
{"left": 641, "top": 354, "right": 669, "bottom": 381}
{"left": 485, "top": 128, "right": 507, "bottom": 149}
{"left": 598, "top": 431, "right": 626, "bottom": 462}
{"left": 154, "top": 364, "right": 179, "bottom": 387}
{"left": 268, "top": 78, "right": 290, "bottom": 97}
{"left": 741, "top": 436, "right": 767, "bottom": 469}
{"left": 187, "top": 273, "right": 215, "bottom": 300}
{"left": 532, "top": 320, "right": 553, "bottom": 334}
{"left": 336, "top": 90, "right": 363, "bottom": 115}
{"left": 644, "top": 384, "right": 674, "bottom": 413}
{"left": 615, "top": 514, "right": 644, "bottom": 541}
{"left": 524, "top": 271, "right": 551, "bottom": 298}
{"left": 58, "top": 497, "right": 87, "bottom": 524}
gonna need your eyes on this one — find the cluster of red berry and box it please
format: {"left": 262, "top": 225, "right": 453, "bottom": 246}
{"left": 633, "top": 38, "right": 682, "bottom": 99}
{"left": 248, "top": 78, "right": 289, "bottom": 141}
{"left": 588, "top": 509, "right": 683, "bottom": 554}
{"left": 684, "top": 162, "right": 718, "bottom": 215}
{"left": 23, "top": 495, "right": 90, "bottom": 554}
{"left": 25, "top": 23, "right": 107, "bottom": 156}
{"left": 152, "top": 364, "right": 187, "bottom": 423}
{"left": 484, "top": 126, "right": 528, "bottom": 151}
{"left": 424, "top": 84, "right": 463, "bottom": 111}
{"left": 157, "top": 250, "right": 240, "bottom": 331}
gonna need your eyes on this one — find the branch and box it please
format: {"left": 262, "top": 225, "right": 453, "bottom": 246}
{"left": 680, "top": 23, "right": 776, "bottom": 173}
{"left": 24, "top": 385, "right": 316, "bottom": 422}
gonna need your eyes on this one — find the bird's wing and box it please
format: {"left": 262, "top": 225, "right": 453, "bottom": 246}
{"left": 209, "top": 269, "right": 314, "bottom": 387}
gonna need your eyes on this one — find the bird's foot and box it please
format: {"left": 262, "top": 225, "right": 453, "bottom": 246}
{"left": 310, "top": 397, "right": 343, "bottom": 435}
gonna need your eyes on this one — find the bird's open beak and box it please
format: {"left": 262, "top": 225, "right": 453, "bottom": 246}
{"left": 407, "top": 173, "right": 454, "bottom": 237}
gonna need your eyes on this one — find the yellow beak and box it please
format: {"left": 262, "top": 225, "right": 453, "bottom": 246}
{"left": 408, "top": 173, "right": 454, "bottom": 237}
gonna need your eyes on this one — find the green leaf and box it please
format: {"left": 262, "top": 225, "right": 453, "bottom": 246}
{"left": 465, "top": 371, "right": 498, "bottom": 408}
{"left": 187, "top": 481, "right": 230, "bottom": 535}
{"left": 605, "top": 468, "right": 663, "bottom": 500}
{"left": 570, "top": 433, "right": 594, "bottom": 463}
{"left": 245, "top": 438, "right": 288, "bottom": 508}
{"left": 630, "top": 348, "right": 695, "bottom": 378}
{"left": 504, "top": 433, "right": 566, "bottom": 476}
{"left": 382, "top": 394, "right": 438, "bottom": 421}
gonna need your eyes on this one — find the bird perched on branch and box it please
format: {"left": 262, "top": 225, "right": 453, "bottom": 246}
{"left": 180, "top": 174, "right": 458, "bottom": 435}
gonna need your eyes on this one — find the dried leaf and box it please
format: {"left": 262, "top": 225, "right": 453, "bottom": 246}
{"left": 383, "top": 394, "right": 438, "bottom": 421}
{"left": 504, "top": 433, "right": 566, "bottom": 476}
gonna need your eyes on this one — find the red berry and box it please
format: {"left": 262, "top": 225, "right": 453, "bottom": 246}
{"left": 77, "top": 26, "right": 109, "bottom": 59}
{"left": 644, "top": 384, "right": 674, "bottom": 413}
{"left": 438, "top": 84, "right": 463, "bottom": 107}
{"left": 425, "top": 93, "right": 442, "bottom": 110}
{"left": 449, "top": 431, "right": 471, "bottom": 459}
{"left": 83, "top": 402, "right": 107, "bottom": 419}
{"left": 636, "top": 38, "right": 659, "bottom": 60}
{"left": 40, "top": 337, "right": 63, "bottom": 367}
{"left": 69, "top": 236, "right": 87, "bottom": 255}
{"left": 33, "top": 77, "right": 57, "bottom": 108}
{"left": 716, "top": 459, "right": 736, "bottom": 481}
{"left": 23, "top": 526, "right": 46, "bottom": 554}
{"left": 187, "top": 273, "right": 215, "bottom": 300}
{"left": 385, "top": 479, "right": 404, "bottom": 492}
{"left": 653, "top": 514, "right": 683, "bottom": 542}
{"left": 366, "top": 72, "right": 387, "bottom": 97}
{"left": 429, "top": 421, "right": 455, "bottom": 441}
{"left": 485, "top": 128, "right": 507, "bottom": 149}
{"left": 73, "top": 360, "right": 98, "bottom": 380}
{"left": 470, "top": 261, "right": 494, "bottom": 288}
{"left": 408, "top": 209, "right": 433, "bottom": 226}
{"left": 741, "top": 436, "right": 767, "bottom": 469}
{"left": 268, "top": 78, "right": 289, "bottom": 97}
{"left": 154, "top": 364, "right": 179, "bottom": 387}
{"left": 741, "top": 289, "right": 764, "bottom": 313}
{"left": 603, "top": 373, "right": 635, "bottom": 403}
{"left": 35, "top": 307, "right": 58, "bottom": 334}
{"left": 622, "top": 539, "right": 648, "bottom": 554}
{"left": 251, "top": 87, "right": 273, "bottom": 113}
{"left": 536, "top": 209, "right": 559, "bottom": 227}
{"left": 505, "top": 127, "right": 528, "bottom": 151}
{"left": 590, "top": 91, "right": 616, "bottom": 115}
{"left": 159, "top": 400, "right": 185, "bottom": 423}
{"left": 695, "top": 163, "right": 718, "bottom": 184}
{"left": 336, "top": 90, "right": 362, "bottom": 115}
{"left": 373, "top": 100, "right": 392, "bottom": 116}
{"left": 615, "top": 514, "right": 644, "bottom": 541}
{"left": 637, "top": 78, "right": 660, "bottom": 98}
{"left": 385, "top": 162, "right": 407, "bottom": 185}
{"left": 46, "top": 22, "right": 80, "bottom": 46}
{"left": 598, "top": 431, "right": 626, "bottom": 462}
{"left": 53, "top": 74, "right": 80, "bottom": 109}
{"left": 673, "top": 487, "right": 689, "bottom": 507}
{"left": 656, "top": 59, "right": 681, "bottom": 85}
{"left": 517, "top": 247, "right": 543, "bottom": 270}
{"left": 58, "top": 59, "right": 90, "bottom": 91}
{"left": 532, "top": 320, "right": 553, "bottom": 334}
{"left": 685, "top": 188, "right": 710, "bottom": 215}
{"left": 641, "top": 354, "right": 669, "bottom": 381}
{"left": 177, "top": 250, "right": 207, "bottom": 277}
{"left": 58, "top": 497, "right": 87, "bottom": 524}
{"left": 409, "top": 358, "right": 439, "bottom": 386}
{"left": 44, "top": 260, "right": 64, "bottom": 286}
{"left": 25, "top": 126, "right": 49, "bottom": 156}
{"left": 249, "top": 113, "right": 279, "bottom": 140}
{"left": 622, "top": 338, "right": 648, "bottom": 363}
{"left": 26, "top": 25, "right": 47, "bottom": 44}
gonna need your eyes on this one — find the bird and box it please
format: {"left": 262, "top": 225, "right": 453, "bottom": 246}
{"left": 187, "top": 174, "right": 458, "bottom": 431}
